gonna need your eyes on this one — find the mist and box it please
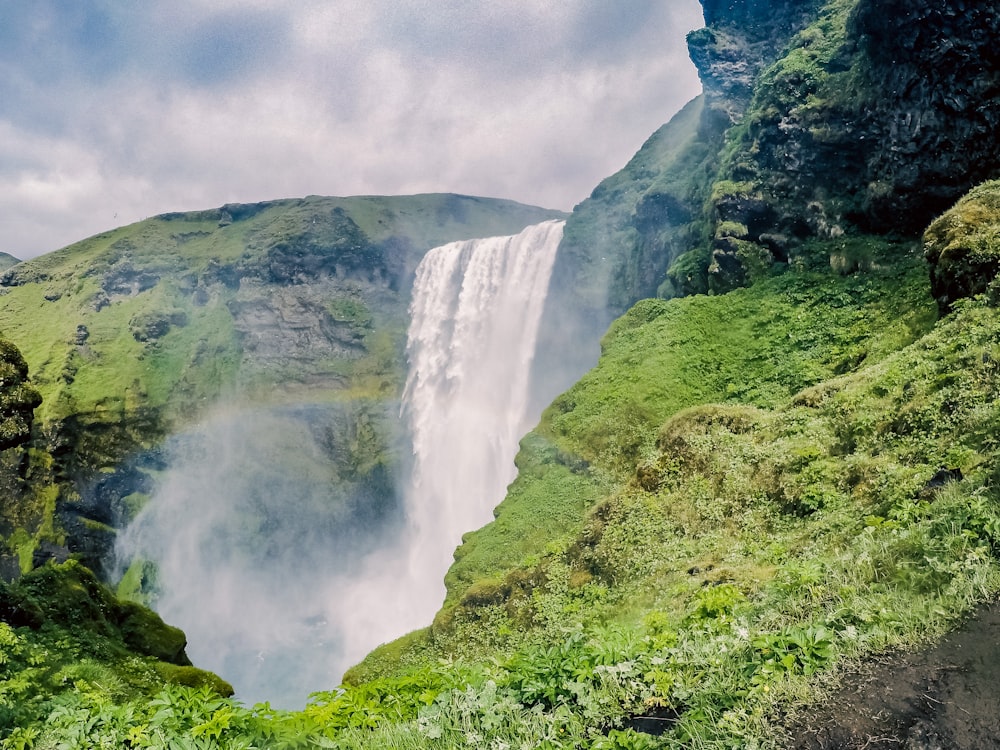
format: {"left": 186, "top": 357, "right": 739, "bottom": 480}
{"left": 116, "top": 221, "right": 564, "bottom": 708}
{"left": 116, "top": 403, "right": 408, "bottom": 706}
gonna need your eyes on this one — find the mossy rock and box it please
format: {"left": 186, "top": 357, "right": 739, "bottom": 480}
{"left": 0, "top": 582, "right": 45, "bottom": 628}
{"left": 153, "top": 663, "right": 235, "bottom": 697}
{"left": 117, "top": 599, "right": 190, "bottom": 665}
{"left": 657, "top": 404, "right": 766, "bottom": 453}
{"left": 0, "top": 560, "right": 192, "bottom": 664}
{"left": 129, "top": 310, "right": 188, "bottom": 342}
{"left": 458, "top": 577, "right": 507, "bottom": 608}
{"left": 3, "top": 559, "right": 119, "bottom": 635}
{"left": 0, "top": 338, "right": 42, "bottom": 451}
{"left": 924, "top": 180, "right": 1000, "bottom": 313}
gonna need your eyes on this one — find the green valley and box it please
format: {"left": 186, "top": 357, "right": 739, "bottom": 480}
{"left": 3, "top": 0, "right": 1000, "bottom": 747}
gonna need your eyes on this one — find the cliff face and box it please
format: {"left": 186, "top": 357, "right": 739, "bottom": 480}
{"left": 851, "top": 0, "right": 1000, "bottom": 230}
{"left": 543, "top": 0, "right": 1000, "bottom": 300}
{"left": 530, "top": 0, "right": 825, "bottom": 409}
{"left": 702, "top": 0, "right": 1000, "bottom": 288}
{"left": 691, "top": 0, "right": 825, "bottom": 122}
{"left": 0, "top": 195, "right": 564, "bottom": 580}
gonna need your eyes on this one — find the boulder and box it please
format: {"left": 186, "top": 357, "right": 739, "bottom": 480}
{"left": 924, "top": 180, "right": 1000, "bottom": 313}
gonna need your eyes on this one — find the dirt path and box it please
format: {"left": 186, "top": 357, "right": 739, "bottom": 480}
{"left": 787, "top": 602, "right": 1000, "bottom": 749}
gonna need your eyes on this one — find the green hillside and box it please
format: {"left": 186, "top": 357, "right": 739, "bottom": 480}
{"left": 0, "top": 194, "right": 562, "bottom": 423}
{"left": 0, "top": 193, "right": 563, "bottom": 588}
{"left": 3, "top": 0, "right": 1000, "bottom": 747}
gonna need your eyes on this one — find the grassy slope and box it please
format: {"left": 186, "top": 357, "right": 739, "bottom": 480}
{"left": 331, "top": 240, "right": 1000, "bottom": 748}
{"left": 0, "top": 560, "right": 232, "bottom": 741}
{"left": 20, "top": 241, "right": 1000, "bottom": 748}
{"left": 441, "top": 240, "right": 935, "bottom": 609}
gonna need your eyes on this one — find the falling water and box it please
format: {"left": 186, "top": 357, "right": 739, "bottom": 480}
{"left": 400, "top": 219, "right": 564, "bottom": 595}
{"left": 304, "top": 218, "right": 565, "bottom": 685}
{"left": 115, "top": 220, "right": 564, "bottom": 707}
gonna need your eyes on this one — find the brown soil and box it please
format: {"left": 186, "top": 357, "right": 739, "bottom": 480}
{"left": 787, "top": 602, "right": 1000, "bottom": 749}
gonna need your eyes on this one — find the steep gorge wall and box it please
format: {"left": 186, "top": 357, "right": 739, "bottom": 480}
{"left": 0, "top": 195, "right": 563, "bottom": 581}
{"left": 535, "top": 0, "right": 1000, "bottom": 316}
{"left": 530, "top": 0, "right": 825, "bottom": 405}
{"left": 851, "top": 0, "right": 1000, "bottom": 231}
{"left": 704, "top": 0, "right": 1000, "bottom": 288}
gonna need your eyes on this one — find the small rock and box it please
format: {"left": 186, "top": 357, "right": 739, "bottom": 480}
{"left": 917, "top": 467, "right": 963, "bottom": 500}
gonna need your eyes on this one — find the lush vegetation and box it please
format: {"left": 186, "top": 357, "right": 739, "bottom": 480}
{"left": 8, "top": 231, "right": 1000, "bottom": 747}
{"left": 438, "top": 238, "right": 935, "bottom": 608}
{"left": 0, "top": 341, "right": 41, "bottom": 451}
{"left": 5, "top": 0, "right": 1000, "bottom": 746}
{"left": 0, "top": 193, "right": 563, "bottom": 587}
{"left": 0, "top": 561, "right": 231, "bottom": 744}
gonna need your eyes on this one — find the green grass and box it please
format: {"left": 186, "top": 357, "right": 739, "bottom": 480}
{"left": 8, "top": 235, "right": 1000, "bottom": 749}
{"left": 432, "top": 239, "right": 935, "bottom": 612}
{"left": 0, "top": 562, "right": 232, "bottom": 743}
{"left": 338, "top": 263, "right": 1000, "bottom": 748}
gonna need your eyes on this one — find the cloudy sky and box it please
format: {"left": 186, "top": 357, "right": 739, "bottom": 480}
{"left": 0, "top": 1, "right": 704, "bottom": 260}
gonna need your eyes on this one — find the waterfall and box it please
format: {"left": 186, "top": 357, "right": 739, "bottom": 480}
{"left": 114, "top": 219, "right": 564, "bottom": 707}
{"left": 401, "top": 219, "right": 565, "bottom": 597}
{"left": 318, "top": 219, "right": 565, "bottom": 682}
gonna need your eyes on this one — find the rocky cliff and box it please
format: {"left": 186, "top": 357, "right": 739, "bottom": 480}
{"left": 536, "top": 0, "right": 1000, "bottom": 319}
{"left": 531, "top": 0, "right": 827, "bottom": 403}
{"left": 0, "top": 194, "right": 563, "bottom": 580}
{"left": 701, "top": 0, "right": 1000, "bottom": 289}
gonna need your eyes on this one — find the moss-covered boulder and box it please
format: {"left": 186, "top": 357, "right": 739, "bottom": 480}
{"left": 0, "top": 560, "right": 200, "bottom": 667}
{"left": 0, "top": 560, "right": 233, "bottom": 697}
{"left": 924, "top": 180, "right": 1000, "bottom": 313}
{"left": 0, "top": 560, "right": 240, "bottom": 696}
{"left": 0, "top": 339, "right": 41, "bottom": 451}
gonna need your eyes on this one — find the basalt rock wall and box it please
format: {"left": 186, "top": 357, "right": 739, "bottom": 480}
{"left": 704, "top": 0, "right": 1000, "bottom": 287}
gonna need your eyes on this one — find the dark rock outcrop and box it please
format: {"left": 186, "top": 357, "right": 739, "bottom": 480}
{"left": 851, "top": 0, "right": 1000, "bottom": 233}
{"left": 242, "top": 207, "right": 386, "bottom": 285}
{"left": 690, "top": 0, "right": 825, "bottom": 122}
{"left": 924, "top": 180, "right": 1000, "bottom": 313}
{"left": 227, "top": 281, "right": 371, "bottom": 367}
{"left": 531, "top": 0, "right": 828, "bottom": 406}
{"left": 715, "top": 0, "right": 1000, "bottom": 273}
{"left": 0, "top": 339, "right": 42, "bottom": 452}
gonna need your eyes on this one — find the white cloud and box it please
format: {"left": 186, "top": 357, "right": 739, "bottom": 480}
{"left": 0, "top": 1, "right": 704, "bottom": 259}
